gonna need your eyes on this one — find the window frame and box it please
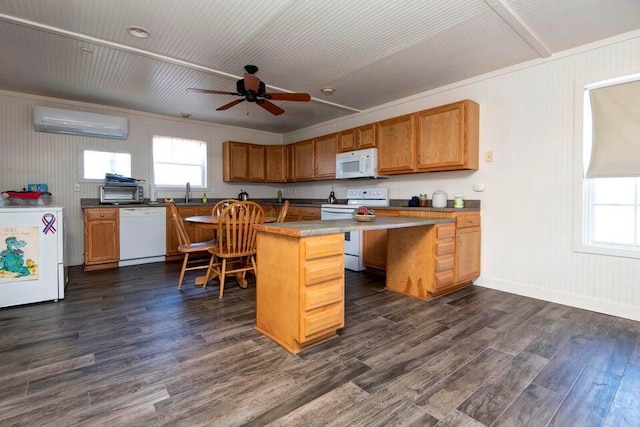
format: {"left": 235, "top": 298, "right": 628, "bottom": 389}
{"left": 151, "top": 135, "right": 208, "bottom": 190}
{"left": 573, "top": 70, "right": 640, "bottom": 259}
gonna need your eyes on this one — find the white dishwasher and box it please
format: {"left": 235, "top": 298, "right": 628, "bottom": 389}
{"left": 119, "top": 207, "right": 167, "bottom": 267}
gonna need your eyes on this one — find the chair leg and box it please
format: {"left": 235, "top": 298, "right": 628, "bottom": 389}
{"left": 250, "top": 255, "right": 257, "bottom": 276}
{"left": 202, "top": 254, "right": 217, "bottom": 289}
{"left": 219, "top": 259, "right": 227, "bottom": 298}
{"left": 178, "top": 253, "right": 189, "bottom": 288}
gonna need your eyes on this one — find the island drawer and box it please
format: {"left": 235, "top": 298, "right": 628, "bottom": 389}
{"left": 301, "top": 302, "right": 343, "bottom": 340}
{"left": 303, "top": 235, "right": 343, "bottom": 260}
{"left": 303, "top": 279, "right": 343, "bottom": 311}
{"left": 303, "top": 257, "right": 343, "bottom": 286}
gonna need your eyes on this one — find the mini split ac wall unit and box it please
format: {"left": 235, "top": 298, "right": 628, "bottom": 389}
{"left": 33, "top": 106, "right": 128, "bottom": 140}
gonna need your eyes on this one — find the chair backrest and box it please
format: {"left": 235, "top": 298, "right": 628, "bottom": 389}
{"left": 276, "top": 200, "right": 290, "bottom": 223}
{"left": 212, "top": 199, "right": 239, "bottom": 215}
{"left": 168, "top": 202, "right": 191, "bottom": 248}
{"left": 216, "top": 201, "right": 265, "bottom": 256}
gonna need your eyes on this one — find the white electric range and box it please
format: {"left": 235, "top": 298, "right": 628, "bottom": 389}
{"left": 320, "top": 187, "right": 389, "bottom": 271}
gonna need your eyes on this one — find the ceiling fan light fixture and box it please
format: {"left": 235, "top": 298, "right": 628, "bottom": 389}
{"left": 126, "top": 25, "right": 151, "bottom": 39}
{"left": 321, "top": 87, "right": 335, "bottom": 95}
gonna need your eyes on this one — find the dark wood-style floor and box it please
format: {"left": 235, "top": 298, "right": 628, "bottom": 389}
{"left": 1, "top": 263, "right": 639, "bottom": 426}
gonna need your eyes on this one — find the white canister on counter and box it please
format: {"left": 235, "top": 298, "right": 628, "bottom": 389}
{"left": 454, "top": 194, "right": 464, "bottom": 208}
{"left": 432, "top": 190, "right": 448, "bottom": 208}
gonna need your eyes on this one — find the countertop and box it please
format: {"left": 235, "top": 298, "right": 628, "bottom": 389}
{"left": 80, "top": 198, "right": 480, "bottom": 212}
{"left": 254, "top": 216, "right": 454, "bottom": 237}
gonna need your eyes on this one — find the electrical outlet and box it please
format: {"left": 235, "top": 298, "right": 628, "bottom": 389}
{"left": 484, "top": 151, "right": 494, "bottom": 162}
{"left": 74, "top": 183, "right": 80, "bottom": 192}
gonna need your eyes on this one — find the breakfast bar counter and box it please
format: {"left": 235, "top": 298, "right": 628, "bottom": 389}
{"left": 254, "top": 217, "right": 458, "bottom": 354}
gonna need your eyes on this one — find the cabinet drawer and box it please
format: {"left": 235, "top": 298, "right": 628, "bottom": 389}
{"left": 435, "top": 255, "right": 454, "bottom": 272}
{"left": 436, "top": 239, "right": 454, "bottom": 256}
{"left": 437, "top": 224, "right": 455, "bottom": 239}
{"left": 304, "top": 235, "right": 343, "bottom": 260}
{"left": 303, "top": 279, "right": 343, "bottom": 311}
{"left": 456, "top": 215, "right": 480, "bottom": 228}
{"left": 434, "top": 270, "right": 454, "bottom": 290}
{"left": 302, "top": 302, "right": 343, "bottom": 339}
{"left": 303, "top": 257, "right": 344, "bottom": 286}
{"left": 85, "top": 208, "right": 117, "bottom": 220}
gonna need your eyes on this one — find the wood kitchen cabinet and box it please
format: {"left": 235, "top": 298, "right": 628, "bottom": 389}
{"left": 284, "top": 206, "right": 320, "bottom": 222}
{"left": 165, "top": 205, "right": 216, "bottom": 260}
{"left": 454, "top": 213, "right": 481, "bottom": 283}
{"left": 265, "top": 145, "right": 286, "bottom": 182}
{"left": 293, "top": 139, "right": 315, "bottom": 180}
{"left": 362, "top": 209, "right": 481, "bottom": 289}
{"left": 416, "top": 100, "right": 479, "bottom": 172}
{"left": 292, "top": 135, "right": 337, "bottom": 181}
{"left": 376, "top": 114, "right": 416, "bottom": 174}
{"left": 338, "top": 124, "right": 376, "bottom": 152}
{"left": 223, "top": 141, "right": 265, "bottom": 182}
{"left": 256, "top": 232, "right": 345, "bottom": 353}
{"left": 83, "top": 207, "right": 119, "bottom": 271}
{"left": 313, "top": 133, "right": 338, "bottom": 178}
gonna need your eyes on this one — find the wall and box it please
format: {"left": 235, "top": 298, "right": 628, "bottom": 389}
{"left": 284, "top": 31, "right": 640, "bottom": 321}
{"left": 0, "top": 91, "right": 283, "bottom": 266}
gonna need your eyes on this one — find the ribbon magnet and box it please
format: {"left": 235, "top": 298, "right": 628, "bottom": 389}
{"left": 42, "top": 213, "right": 57, "bottom": 235}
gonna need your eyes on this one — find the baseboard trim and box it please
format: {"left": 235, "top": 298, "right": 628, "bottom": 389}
{"left": 475, "top": 277, "right": 640, "bottom": 322}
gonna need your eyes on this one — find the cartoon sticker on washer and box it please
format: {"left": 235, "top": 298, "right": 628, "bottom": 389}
{"left": 0, "top": 226, "right": 39, "bottom": 282}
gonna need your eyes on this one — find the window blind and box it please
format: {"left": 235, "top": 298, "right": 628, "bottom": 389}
{"left": 586, "top": 79, "right": 640, "bottom": 178}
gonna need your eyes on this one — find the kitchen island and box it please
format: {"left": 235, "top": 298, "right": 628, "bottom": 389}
{"left": 253, "top": 216, "right": 457, "bottom": 354}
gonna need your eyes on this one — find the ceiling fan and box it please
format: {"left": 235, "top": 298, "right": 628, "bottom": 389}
{"left": 187, "top": 65, "right": 311, "bottom": 116}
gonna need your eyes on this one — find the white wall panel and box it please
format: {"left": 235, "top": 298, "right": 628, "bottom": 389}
{"left": 0, "top": 91, "right": 282, "bottom": 266}
{"left": 284, "top": 34, "right": 640, "bottom": 320}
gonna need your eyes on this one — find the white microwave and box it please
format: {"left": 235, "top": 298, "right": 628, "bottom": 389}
{"left": 336, "top": 148, "right": 382, "bottom": 179}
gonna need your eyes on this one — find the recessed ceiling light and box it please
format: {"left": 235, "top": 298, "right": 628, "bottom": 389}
{"left": 321, "top": 87, "right": 335, "bottom": 95}
{"left": 80, "top": 46, "right": 93, "bottom": 54}
{"left": 126, "top": 25, "right": 151, "bottom": 39}
{"left": 180, "top": 113, "right": 192, "bottom": 118}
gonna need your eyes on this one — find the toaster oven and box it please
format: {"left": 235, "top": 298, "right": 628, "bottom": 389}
{"left": 100, "top": 185, "right": 144, "bottom": 204}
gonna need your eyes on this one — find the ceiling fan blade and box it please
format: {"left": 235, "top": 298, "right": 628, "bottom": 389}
{"left": 264, "top": 93, "right": 311, "bottom": 102}
{"left": 187, "top": 88, "right": 239, "bottom": 95}
{"left": 256, "top": 99, "right": 284, "bottom": 116}
{"left": 216, "top": 99, "right": 245, "bottom": 111}
{"left": 244, "top": 73, "right": 261, "bottom": 93}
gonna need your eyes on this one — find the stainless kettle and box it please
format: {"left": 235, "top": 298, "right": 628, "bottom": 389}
{"left": 238, "top": 189, "right": 249, "bottom": 201}
{"left": 327, "top": 191, "right": 336, "bottom": 204}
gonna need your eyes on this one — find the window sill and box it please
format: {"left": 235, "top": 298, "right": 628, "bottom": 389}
{"left": 574, "top": 243, "right": 640, "bottom": 259}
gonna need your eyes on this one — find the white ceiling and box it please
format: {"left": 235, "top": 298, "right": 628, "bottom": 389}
{"left": 1, "top": 0, "right": 639, "bottom": 133}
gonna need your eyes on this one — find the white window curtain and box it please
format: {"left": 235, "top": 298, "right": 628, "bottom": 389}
{"left": 586, "top": 79, "right": 640, "bottom": 178}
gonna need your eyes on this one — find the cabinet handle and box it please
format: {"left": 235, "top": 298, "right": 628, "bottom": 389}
{"left": 100, "top": 213, "right": 104, "bottom": 218}
{"left": 458, "top": 236, "right": 461, "bottom": 246}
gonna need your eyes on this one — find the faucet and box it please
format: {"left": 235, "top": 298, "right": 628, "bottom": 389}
{"left": 185, "top": 182, "right": 191, "bottom": 203}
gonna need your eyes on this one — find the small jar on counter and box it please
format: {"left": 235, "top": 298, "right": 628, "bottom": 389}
{"left": 453, "top": 194, "right": 464, "bottom": 208}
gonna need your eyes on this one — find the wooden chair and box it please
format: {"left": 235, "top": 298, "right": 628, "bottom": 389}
{"left": 276, "top": 200, "right": 290, "bottom": 223}
{"left": 203, "top": 201, "right": 265, "bottom": 297}
{"left": 212, "top": 199, "right": 238, "bottom": 215}
{"left": 168, "top": 202, "right": 217, "bottom": 288}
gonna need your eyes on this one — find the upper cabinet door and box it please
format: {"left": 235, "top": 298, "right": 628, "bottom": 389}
{"left": 355, "top": 123, "right": 376, "bottom": 149}
{"left": 337, "top": 129, "right": 356, "bottom": 153}
{"left": 223, "top": 141, "right": 250, "bottom": 181}
{"left": 265, "top": 145, "right": 286, "bottom": 182}
{"left": 314, "top": 133, "right": 338, "bottom": 179}
{"left": 376, "top": 114, "right": 416, "bottom": 174}
{"left": 416, "top": 100, "right": 479, "bottom": 171}
{"left": 293, "top": 139, "right": 315, "bottom": 181}
{"left": 248, "top": 144, "right": 265, "bottom": 181}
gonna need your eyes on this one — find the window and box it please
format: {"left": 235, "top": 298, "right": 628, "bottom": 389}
{"left": 83, "top": 150, "right": 131, "bottom": 180}
{"left": 578, "top": 74, "right": 640, "bottom": 257}
{"left": 152, "top": 135, "right": 207, "bottom": 188}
